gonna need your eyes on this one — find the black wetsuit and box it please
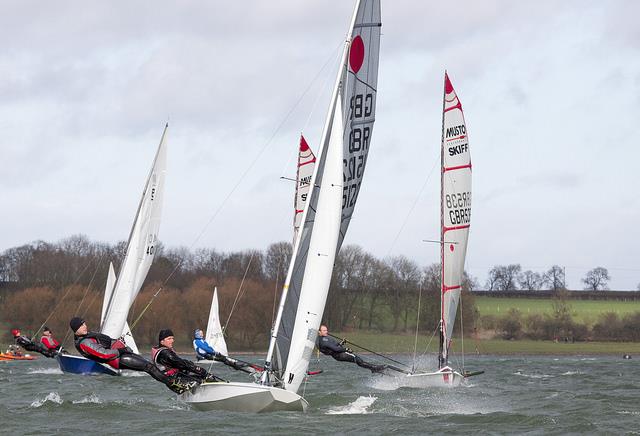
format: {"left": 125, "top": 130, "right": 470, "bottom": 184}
{"left": 15, "top": 335, "right": 56, "bottom": 358}
{"left": 316, "top": 335, "right": 385, "bottom": 373}
{"left": 152, "top": 346, "right": 220, "bottom": 384}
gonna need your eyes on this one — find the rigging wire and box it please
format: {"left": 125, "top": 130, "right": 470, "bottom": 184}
{"left": 32, "top": 257, "right": 96, "bottom": 339}
{"left": 130, "top": 40, "right": 348, "bottom": 329}
{"left": 223, "top": 254, "right": 255, "bottom": 332}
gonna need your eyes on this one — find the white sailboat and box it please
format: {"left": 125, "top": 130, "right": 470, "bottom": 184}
{"left": 403, "top": 72, "right": 471, "bottom": 388}
{"left": 204, "top": 287, "right": 228, "bottom": 356}
{"left": 57, "top": 124, "right": 168, "bottom": 376}
{"left": 180, "top": 0, "right": 381, "bottom": 412}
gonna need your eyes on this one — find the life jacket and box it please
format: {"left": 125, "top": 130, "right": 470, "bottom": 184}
{"left": 151, "top": 346, "right": 179, "bottom": 376}
{"left": 74, "top": 332, "right": 119, "bottom": 363}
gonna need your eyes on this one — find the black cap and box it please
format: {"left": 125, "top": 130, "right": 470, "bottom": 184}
{"left": 158, "top": 328, "right": 174, "bottom": 343}
{"left": 43, "top": 326, "right": 51, "bottom": 332}
{"left": 69, "top": 317, "right": 84, "bottom": 333}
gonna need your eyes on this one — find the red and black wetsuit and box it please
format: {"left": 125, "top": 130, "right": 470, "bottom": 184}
{"left": 74, "top": 331, "right": 188, "bottom": 392}
{"left": 40, "top": 335, "right": 61, "bottom": 351}
{"left": 14, "top": 335, "right": 56, "bottom": 358}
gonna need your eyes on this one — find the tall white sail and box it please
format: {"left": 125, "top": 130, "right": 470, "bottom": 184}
{"left": 102, "top": 125, "right": 168, "bottom": 341}
{"left": 101, "top": 262, "right": 139, "bottom": 353}
{"left": 265, "top": 0, "right": 381, "bottom": 394}
{"left": 281, "top": 97, "right": 344, "bottom": 393}
{"left": 338, "top": 0, "right": 381, "bottom": 249}
{"left": 293, "top": 135, "right": 316, "bottom": 243}
{"left": 205, "top": 287, "right": 228, "bottom": 356}
{"left": 440, "top": 73, "right": 471, "bottom": 364}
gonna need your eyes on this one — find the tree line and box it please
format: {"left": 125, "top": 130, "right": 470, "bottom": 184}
{"left": 485, "top": 264, "right": 616, "bottom": 291}
{"left": 0, "top": 235, "right": 477, "bottom": 349}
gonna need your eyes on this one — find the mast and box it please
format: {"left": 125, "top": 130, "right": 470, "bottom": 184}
{"left": 261, "top": 0, "right": 362, "bottom": 384}
{"left": 438, "top": 71, "right": 447, "bottom": 369}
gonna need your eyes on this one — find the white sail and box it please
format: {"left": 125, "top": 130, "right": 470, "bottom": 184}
{"left": 205, "top": 287, "right": 228, "bottom": 356}
{"left": 102, "top": 125, "right": 168, "bottom": 341}
{"left": 100, "top": 262, "right": 139, "bottom": 353}
{"left": 282, "top": 97, "right": 344, "bottom": 393}
{"left": 338, "top": 0, "right": 381, "bottom": 249}
{"left": 101, "top": 262, "right": 117, "bottom": 325}
{"left": 293, "top": 135, "right": 316, "bottom": 243}
{"left": 440, "top": 72, "right": 471, "bottom": 363}
{"left": 264, "top": 0, "right": 381, "bottom": 395}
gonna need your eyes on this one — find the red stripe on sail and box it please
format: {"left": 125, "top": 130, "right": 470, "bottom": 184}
{"left": 443, "top": 224, "right": 470, "bottom": 233}
{"left": 444, "top": 163, "right": 472, "bottom": 172}
{"left": 444, "top": 101, "right": 462, "bottom": 113}
{"left": 446, "top": 135, "right": 466, "bottom": 142}
{"left": 442, "top": 284, "right": 461, "bottom": 294}
{"left": 298, "top": 158, "right": 316, "bottom": 167}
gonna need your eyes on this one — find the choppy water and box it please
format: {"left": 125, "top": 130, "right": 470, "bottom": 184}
{"left": 1, "top": 354, "right": 639, "bottom": 434}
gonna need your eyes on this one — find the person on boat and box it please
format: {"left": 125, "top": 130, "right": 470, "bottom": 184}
{"left": 40, "top": 327, "right": 62, "bottom": 353}
{"left": 153, "top": 329, "right": 221, "bottom": 385}
{"left": 11, "top": 329, "right": 56, "bottom": 358}
{"left": 316, "top": 325, "right": 386, "bottom": 373}
{"left": 69, "top": 317, "right": 196, "bottom": 394}
{"left": 192, "top": 328, "right": 258, "bottom": 373}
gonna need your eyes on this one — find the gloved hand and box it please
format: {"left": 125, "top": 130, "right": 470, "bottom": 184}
{"left": 345, "top": 348, "right": 353, "bottom": 353}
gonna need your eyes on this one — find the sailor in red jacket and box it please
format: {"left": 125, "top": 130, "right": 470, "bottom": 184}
{"left": 69, "top": 317, "right": 197, "bottom": 394}
{"left": 11, "top": 328, "right": 56, "bottom": 358}
{"left": 40, "top": 326, "right": 62, "bottom": 352}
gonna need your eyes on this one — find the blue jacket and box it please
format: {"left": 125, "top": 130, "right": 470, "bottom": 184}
{"left": 193, "top": 338, "right": 215, "bottom": 358}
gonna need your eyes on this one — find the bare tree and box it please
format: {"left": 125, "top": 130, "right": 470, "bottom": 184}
{"left": 264, "top": 242, "right": 292, "bottom": 282}
{"left": 581, "top": 267, "right": 610, "bottom": 291}
{"left": 545, "top": 265, "right": 566, "bottom": 291}
{"left": 486, "top": 264, "right": 521, "bottom": 291}
{"left": 518, "top": 270, "right": 546, "bottom": 291}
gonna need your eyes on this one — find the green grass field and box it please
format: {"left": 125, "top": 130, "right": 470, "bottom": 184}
{"left": 335, "top": 331, "right": 640, "bottom": 355}
{"left": 475, "top": 296, "right": 640, "bottom": 325}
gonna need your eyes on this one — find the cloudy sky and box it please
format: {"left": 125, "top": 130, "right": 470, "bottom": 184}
{"left": 2, "top": 1, "right": 639, "bottom": 290}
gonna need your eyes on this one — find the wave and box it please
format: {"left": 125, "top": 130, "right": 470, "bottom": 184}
{"left": 561, "top": 371, "right": 583, "bottom": 376}
{"left": 30, "top": 392, "right": 63, "bottom": 408}
{"left": 326, "top": 396, "right": 377, "bottom": 415}
{"left": 28, "top": 368, "right": 63, "bottom": 375}
{"left": 514, "top": 371, "right": 554, "bottom": 379}
{"left": 73, "top": 393, "right": 102, "bottom": 404}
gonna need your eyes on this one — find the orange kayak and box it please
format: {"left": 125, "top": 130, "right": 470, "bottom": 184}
{"left": 0, "top": 352, "right": 37, "bottom": 361}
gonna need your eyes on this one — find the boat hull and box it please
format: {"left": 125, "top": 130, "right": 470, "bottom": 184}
{"left": 401, "top": 367, "right": 464, "bottom": 388}
{"left": 0, "top": 352, "right": 36, "bottom": 361}
{"left": 180, "top": 381, "right": 308, "bottom": 412}
{"left": 56, "top": 354, "right": 120, "bottom": 376}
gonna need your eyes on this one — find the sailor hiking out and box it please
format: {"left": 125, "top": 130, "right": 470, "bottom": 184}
{"left": 316, "top": 325, "right": 387, "bottom": 373}
{"left": 11, "top": 328, "right": 57, "bottom": 358}
{"left": 153, "top": 329, "right": 222, "bottom": 386}
{"left": 69, "top": 317, "right": 196, "bottom": 394}
{"left": 192, "top": 328, "right": 258, "bottom": 373}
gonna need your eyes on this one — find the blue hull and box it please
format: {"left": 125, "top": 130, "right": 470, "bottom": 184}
{"left": 56, "top": 354, "right": 119, "bottom": 376}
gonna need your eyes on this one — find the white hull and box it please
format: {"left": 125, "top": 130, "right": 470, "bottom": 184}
{"left": 179, "top": 382, "right": 309, "bottom": 413}
{"left": 402, "top": 367, "right": 464, "bottom": 388}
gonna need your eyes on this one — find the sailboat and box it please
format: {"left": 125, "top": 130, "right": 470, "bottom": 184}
{"left": 402, "top": 72, "right": 472, "bottom": 387}
{"left": 56, "top": 124, "right": 168, "bottom": 375}
{"left": 203, "top": 287, "right": 228, "bottom": 357}
{"left": 180, "top": 0, "right": 381, "bottom": 412}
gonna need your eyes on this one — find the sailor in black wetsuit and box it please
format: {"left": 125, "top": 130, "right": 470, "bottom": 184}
{"left": 316, "top": 324, "right": 386, "bottom": 373}
{"left": 11, "top": 329, "right": 57, "bottom": 358}
{"left": 152, "top": 329, "right": 222, "bottom": 386}
{"left": 69, "top": 317, "right": 196, "bottom": 394}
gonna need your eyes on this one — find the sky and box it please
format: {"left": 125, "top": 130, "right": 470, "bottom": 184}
{"left": 1, "top": 1, "right": 639, "bottom": 290}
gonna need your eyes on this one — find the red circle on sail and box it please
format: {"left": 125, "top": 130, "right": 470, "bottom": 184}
{"left": 349, "top": 35, "right": 365, "bottom": 74}
{"left": 449, "top": 244, "right": 455, "bottom": 252}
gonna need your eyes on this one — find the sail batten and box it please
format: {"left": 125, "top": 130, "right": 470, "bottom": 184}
{"left": 439, "top": 73, "right": 471, "bottom": 365}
